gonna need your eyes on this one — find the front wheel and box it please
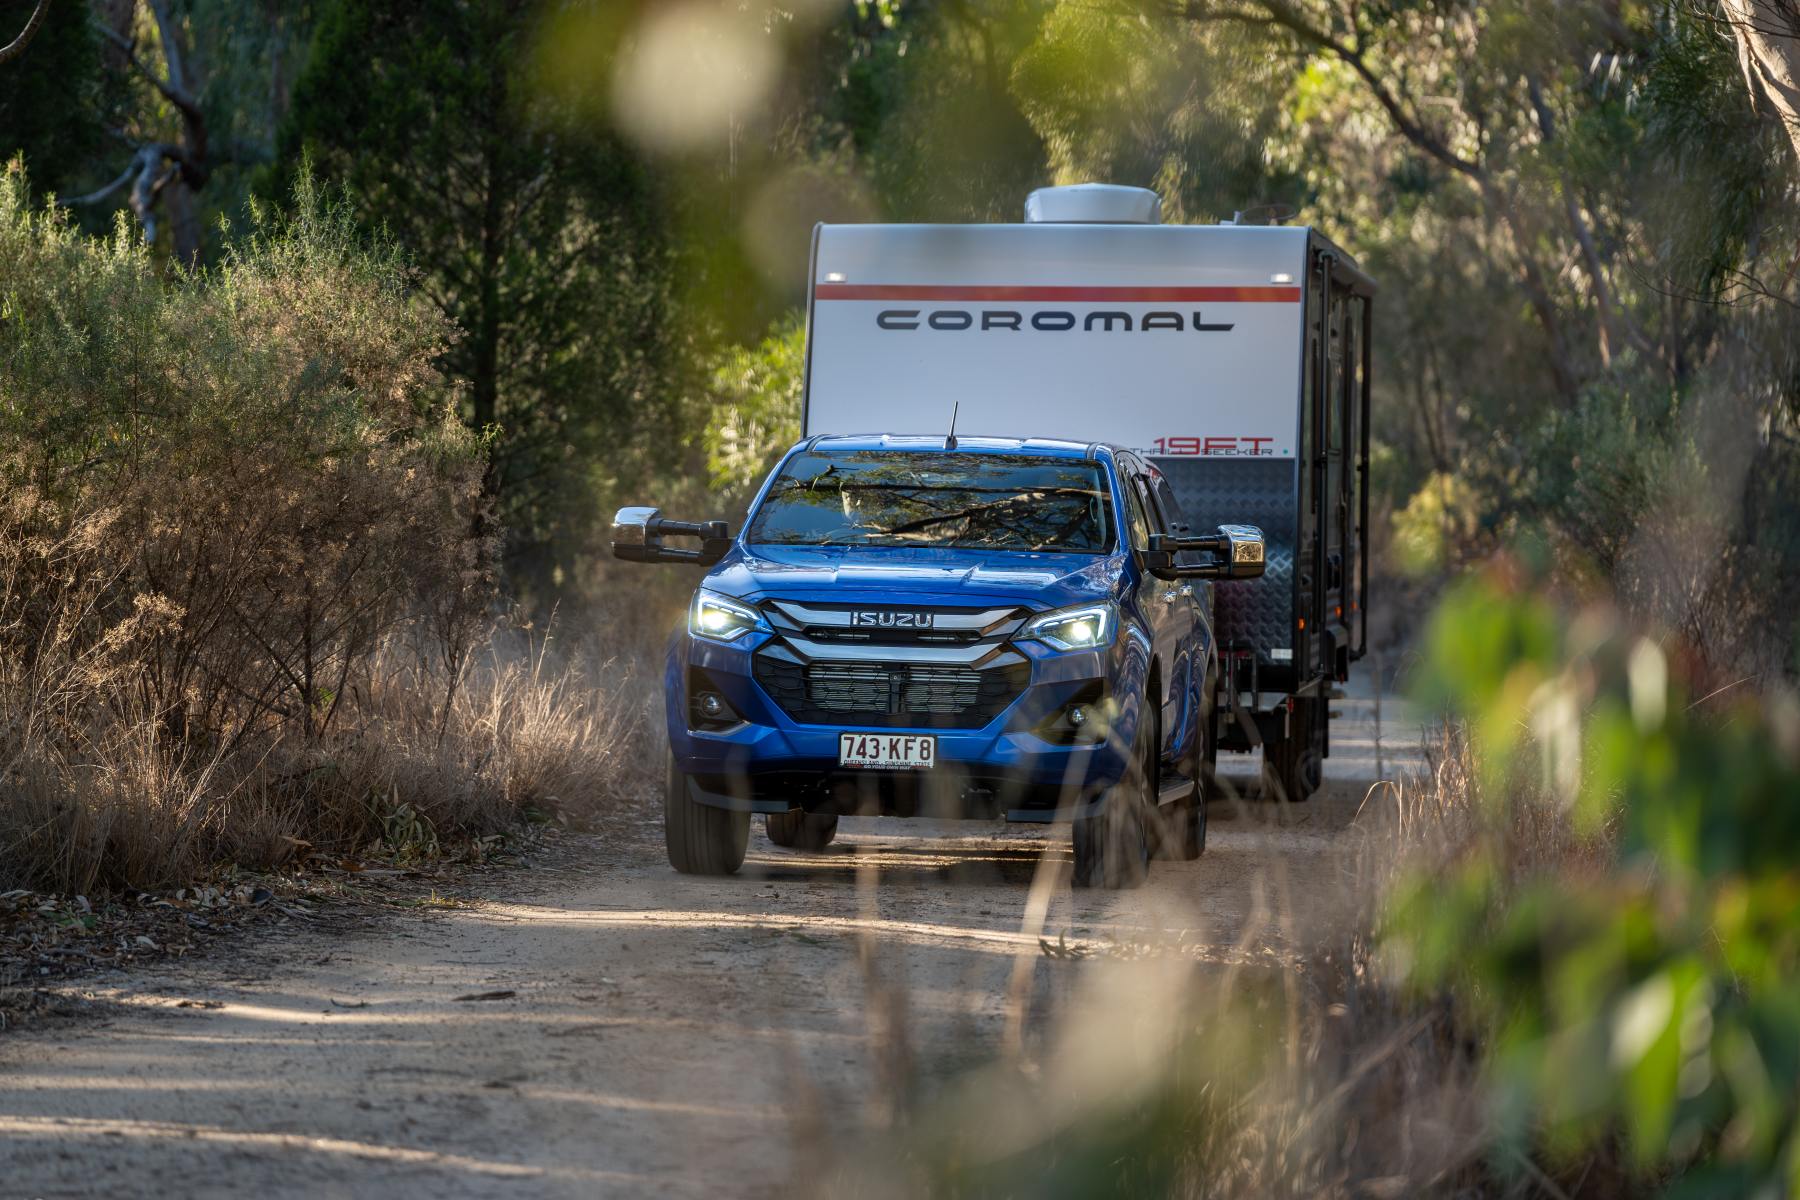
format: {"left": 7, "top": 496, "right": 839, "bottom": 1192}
{"left": 1155, "top": 703, "right": 1209, "bottom": 862}
{"left": 765, "top": 810, "right": 838, "bottom": 851}
{"left": 1073, "top": 704, "right": 1154, "bottom": 889}
{"left": 664, "top": 755, "right": 749, "bottom": 875}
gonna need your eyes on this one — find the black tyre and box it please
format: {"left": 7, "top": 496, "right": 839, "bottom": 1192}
{"left": 1073, "top": 704, "right": 1154, "bottom": 889}
{"left": 1155, "top": 702, "right": 1208, "bottom": 862}
{"left": 765, "top": 810, "right": 839, "bottom": 851}
{"left": 664, "top": 755, "right": 749, "bottom": 875}
{"left": 1264, "top": 699, "right": 1323, "bottom": 804}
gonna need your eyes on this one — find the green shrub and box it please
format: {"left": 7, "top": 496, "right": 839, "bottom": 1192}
{"left": 1392, "top": 470, "right": 1484, "bottom": 576}
{"left": 1387, "top": 567, "right": 1800, "bottom": 1192}
{"left": 0, "top": 164, "right": 641, "bottom": 893}
{"left": 0, "top": 162, "right": 487, "bottom": 740}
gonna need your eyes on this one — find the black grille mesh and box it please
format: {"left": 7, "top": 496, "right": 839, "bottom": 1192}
{"left": 754, "top": 656, "right": 1026, "bottom": 729}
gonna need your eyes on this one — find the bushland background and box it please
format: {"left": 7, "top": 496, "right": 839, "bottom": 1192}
{"left": 3, "top": 0, "right": 1800, "bottom": 1195}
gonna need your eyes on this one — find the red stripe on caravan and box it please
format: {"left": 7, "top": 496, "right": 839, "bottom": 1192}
{"left": 813, "top": 284, "right": 1302, "bottom": 303}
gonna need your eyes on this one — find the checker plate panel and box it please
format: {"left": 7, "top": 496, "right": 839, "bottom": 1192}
{"left": 1154, "top": 456, "right": 1297, "bottom": 663}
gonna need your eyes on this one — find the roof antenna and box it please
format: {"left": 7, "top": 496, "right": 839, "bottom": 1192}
{"left": 945, "top": 401, "right": 959, "bottom": 450}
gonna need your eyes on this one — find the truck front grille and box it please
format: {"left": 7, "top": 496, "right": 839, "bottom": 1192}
{"left": 808, "top": 663, "right": 981, "bottom": 715}
{"left": 753, "top": 656, "right": 1026, "bottom": 729}
{"left": 749, "top": 600, "right": 1032, "bottom": 730}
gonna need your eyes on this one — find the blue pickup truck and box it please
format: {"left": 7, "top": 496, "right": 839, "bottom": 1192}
{"left": 611, "top": 434, "right": 1264, "bottom": 888}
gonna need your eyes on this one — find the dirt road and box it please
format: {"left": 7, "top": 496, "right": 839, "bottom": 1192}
{"left": 1, "top": 681, "right": 1424, "bottom": 1198}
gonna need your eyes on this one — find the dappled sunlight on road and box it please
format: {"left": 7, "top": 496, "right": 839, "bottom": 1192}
{"left": 0, "top": 1113, "right": 652, "bottom": 1185}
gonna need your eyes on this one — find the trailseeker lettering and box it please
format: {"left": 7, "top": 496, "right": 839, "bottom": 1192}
{"left": 873, "top": 309, "right": 1236, "bottom": 333}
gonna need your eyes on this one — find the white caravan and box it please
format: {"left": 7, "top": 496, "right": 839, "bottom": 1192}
{"left": 799, "top": 184, "right": 1375, "bottom": 799}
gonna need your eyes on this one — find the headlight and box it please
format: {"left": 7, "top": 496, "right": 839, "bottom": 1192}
{"left": 689, "top": 589, "right": 768, "bottom": 643}
{"left": 1020, "top": 602, "right": 1117, "bottom": 652}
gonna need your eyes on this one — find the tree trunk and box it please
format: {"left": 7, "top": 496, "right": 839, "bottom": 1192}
{"left": 1723, "top": 0, "right": 1800, "bottom": 161}
{"left": 472, "top": 180, "right": 502, "bottom": 436}
{"left": 470, "top": 64, "right": 508, "bottom": 506}
{"left": 165, "top": 177, "right": 202, "bottom": 269}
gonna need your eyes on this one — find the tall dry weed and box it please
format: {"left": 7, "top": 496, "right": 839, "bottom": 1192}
{"left": 0, "top": 612, "right": 650, "bottom": 893}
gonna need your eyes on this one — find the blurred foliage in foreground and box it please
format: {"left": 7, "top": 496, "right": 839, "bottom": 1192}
{"left": 850, "top": 565, "right": 1800, "bottom": 1198}
{"left": 1388, "top": 567, "right": 1800, "bottom": 1194}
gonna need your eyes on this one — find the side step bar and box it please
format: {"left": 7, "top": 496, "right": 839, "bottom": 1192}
{"left": 1006, "top": 773, "right": 1196, "bottom": 823}
{"left": 1156, "top": 772, "right": 1198, "bottom": 808}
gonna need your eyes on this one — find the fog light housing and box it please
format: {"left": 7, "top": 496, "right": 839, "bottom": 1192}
{"left": 1036, "top": 685, "right": 1109, "bottom": 745}
{"left": 686, "top": 669, "right": 743, "bottom": 731}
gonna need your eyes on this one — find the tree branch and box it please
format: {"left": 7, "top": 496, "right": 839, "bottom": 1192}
{"left": 1168, "top": 0, "right": 1584, "bottom": 397}
{"left": 59, "top": 163, "right": 136, "bottom": 207}
{"left": 0, "top": 0, "right": 52, "bottom": 67}
{"left": 146, "top": 0, "right": 187, "bottom": 95}
{"left": 1526, "top": 73, "right": 1656, "bottom": 367}
{"left": 97, "top": 22, "right": 204, "bottom": 131}
{"left": 1172, "top": 0, "right": 1485, "bottom": 180}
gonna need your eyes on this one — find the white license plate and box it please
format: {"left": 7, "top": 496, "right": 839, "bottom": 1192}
{"left": 838, "top": 732, "right": 936, "bottom": 770}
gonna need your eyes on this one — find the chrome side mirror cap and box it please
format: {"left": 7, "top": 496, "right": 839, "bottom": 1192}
{"left": 610, "top": 507, "right": 731, "bottom": 567}
{"left": 1217, "top": 524, "right": 1265, "bottom": 579}
{"left": 1150, "top": 524, "right": 1266, "bottom": 580}
{"left": 611, "top": 506, "right": 663, "bottom": 562}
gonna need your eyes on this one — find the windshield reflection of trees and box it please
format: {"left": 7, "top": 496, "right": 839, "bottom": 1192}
{"left": 749, "top": 452, "right": 1113, "bottom": 553}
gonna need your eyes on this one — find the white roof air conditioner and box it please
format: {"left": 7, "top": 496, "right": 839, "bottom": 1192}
{"left": 1023, "top": 184, "right": 1162, "bottom": 225}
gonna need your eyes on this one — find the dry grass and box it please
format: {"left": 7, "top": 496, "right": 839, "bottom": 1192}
{"left": 1155, "top": 732, "right": 1625, "bottom": 1198}
{"left": 0, "top": 621, "right": 651, "bottom": 895}
{"left": 355, "top": 626, "right": 657, "bottom": 827}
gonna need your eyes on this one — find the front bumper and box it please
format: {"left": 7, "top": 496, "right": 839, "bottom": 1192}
{"left": 667, "top": 630, "right": 1141, "bottom": 820}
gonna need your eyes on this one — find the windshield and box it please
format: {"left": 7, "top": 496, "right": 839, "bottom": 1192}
{"left": 746, "top": 450, "right": 1116, "bottom": 554}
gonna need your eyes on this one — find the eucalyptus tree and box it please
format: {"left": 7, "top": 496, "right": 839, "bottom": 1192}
{"left": 276, "top": 0, "right": 678, "bottom": 594}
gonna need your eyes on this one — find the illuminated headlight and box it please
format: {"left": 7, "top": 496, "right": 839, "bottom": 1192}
{"left": 689, "top": 589, "right": 768, "bottom": 643}
{"left": 1020, "top": 602, "right": 1117, "bottom": 652}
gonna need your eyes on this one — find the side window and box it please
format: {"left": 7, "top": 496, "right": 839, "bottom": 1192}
{"left": 1150, "top": 475, "right": 1206, "bottom": 570}
{"left": 1150, "top": 477, "right": 1188, "bottom": 533}
{"left": 1120, "top": 471, "right": 1153, "bottom": 553}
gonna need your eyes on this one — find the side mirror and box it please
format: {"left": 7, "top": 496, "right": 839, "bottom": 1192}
{"left": 1141, "top": 547, "right": 1179, "bottom": 581}
{"left": 1213, "top": 524, "right": 1265, "bottom": 579}
{"left": 611, "top": 507, "right": 732, "bottom": 567}
{"left": 1147, "top": 524, "right": 1266, "bottom": 580}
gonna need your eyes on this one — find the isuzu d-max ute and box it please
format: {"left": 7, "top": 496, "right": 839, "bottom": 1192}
{"left": 612, "top": 435, "right": 1264, "bottom": 887}
{"left": 613, "top": 183, "right": 1375, "bottom": 887}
